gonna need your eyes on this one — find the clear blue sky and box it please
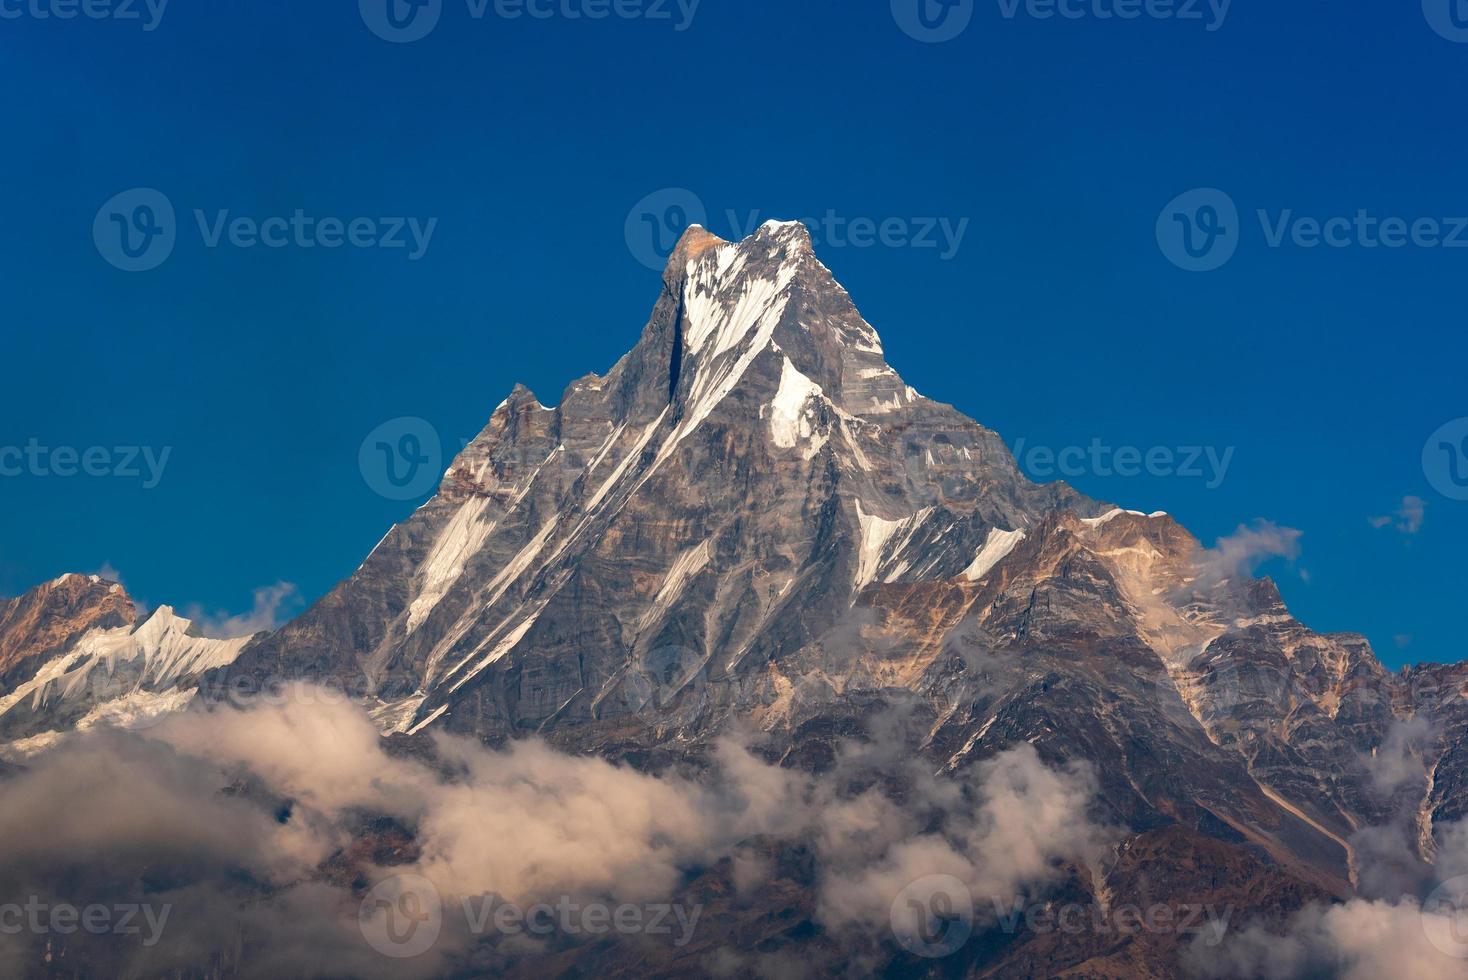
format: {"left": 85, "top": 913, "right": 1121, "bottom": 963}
{"left": 1, "top": 0, "right": 1464, "bottom": 668}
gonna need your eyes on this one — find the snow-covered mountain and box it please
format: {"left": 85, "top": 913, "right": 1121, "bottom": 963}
{"left": 214, "top": 220, "right": 1094, "bottom": 740}
{"left": 4, "top": 221, "right": 1466, "bottom": 976}
{"left": 0, "top": 574, "right": 256, "bottom": 752}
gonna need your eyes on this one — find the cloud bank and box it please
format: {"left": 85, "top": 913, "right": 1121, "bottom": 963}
{"left": 0, "top": 688, "right": 1111, "bottom": 977}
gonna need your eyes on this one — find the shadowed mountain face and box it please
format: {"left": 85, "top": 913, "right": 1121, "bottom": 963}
{"left": 3, "top": 222, "right": 1466, "bottom": 976}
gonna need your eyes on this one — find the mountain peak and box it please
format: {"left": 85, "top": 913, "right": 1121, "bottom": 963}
{"left": 754, "top": 218, "right": 814, "bottom": 245}
{"left": 663, "top": 224, "right": 728, "bottom": 284}
{"left": 663, "top": 219, "right": 819, "bottom": 286}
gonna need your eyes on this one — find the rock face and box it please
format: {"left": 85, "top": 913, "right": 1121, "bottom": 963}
{"left": 4, "top": 221, "right": 1466, "bottom": 975}
{"left": 216, "top": 220, "right": 1093, "bottom": 741}
{"left": 0, "top": 573, "right": 134, "bottom": 686}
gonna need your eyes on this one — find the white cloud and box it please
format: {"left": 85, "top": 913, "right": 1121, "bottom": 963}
{"left": 1189, "top": 898, "right": 1468, "bottom": 980}
{"left": 1192, "top": 520, "right": 1303, "bottom": 588}
{"left": 1362, "top": 715, "right": 1436, "bottom": 797}
{"left": 1193, "top": 818, "right": 1468, "bottom": 979}
{"left": 185, "top": 582, "right": 302, "bottom": 638}
{"left": 0, "top": 691, "right": 1113, "bottom": 975}
{"left": 1370, "top": 495, "right": 1426, "bottom": 536}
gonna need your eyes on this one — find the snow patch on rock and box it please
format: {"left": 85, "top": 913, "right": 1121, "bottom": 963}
{"left": 961, "top": 528, "right": 1027, "bottom": 582}
{"left": 768, "top": 356, "right": 827, "bottom": 456}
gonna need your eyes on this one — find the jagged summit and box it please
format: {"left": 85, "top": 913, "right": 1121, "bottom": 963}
{"left": 205, "top": 218, "right": 1091, "bottom": 737}
{"left": 664, "top": 223, "right": 728, "bottom": 277}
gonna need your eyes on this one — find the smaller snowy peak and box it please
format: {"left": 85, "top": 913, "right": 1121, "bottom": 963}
{"left": 753, "top": 219, "right": 818, "bottom": 264}
{"left": 0, "top": 604, "right": 254, "bottom": 746}
{"left": 757, "top": 218, "right": 813, "bottom": 240}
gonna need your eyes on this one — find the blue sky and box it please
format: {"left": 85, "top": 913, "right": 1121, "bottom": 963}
{"left": 0, "top": 0, "right": 1464, "bottom": 667}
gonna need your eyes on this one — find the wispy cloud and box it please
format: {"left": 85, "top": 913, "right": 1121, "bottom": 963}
{"left": 1369, "top": 495, "right": 1425, "bottom": 536}
{"left": 185, "top": 582, "right": 302, "bottom": 639}
{"left": 1193, "top": 520, "right": 1303, "bottom": 588}
{"left": 92, "top": 561, "right": 126, "bottom": 586}
{"left": 1187, "top": 895, "right": 1468, "bottom": 980}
